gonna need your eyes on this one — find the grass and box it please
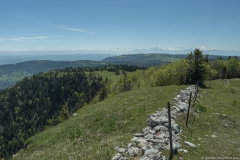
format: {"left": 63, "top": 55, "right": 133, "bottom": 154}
{"left": 94, "top": 70, "right": 125, "bottom": 82}
{"left": 12, "top": 85, "right": 186, "bottom": 160}
{"left": 12, "top": 79, "right": 240, "bottom": 160}
{"left": 0, "top": 71, "right": 32, "bottom": 82}
{"left": 0, "top": 69, "right": 122, "bottom": 90}
{"left": 89, "top": 70, "right": 129, "bottom": 82}
{"left": 174, "top": 79, "right": 240, "bottom": 159}
{"left": 0, "top": 71, "right": 32, "bottom": 89}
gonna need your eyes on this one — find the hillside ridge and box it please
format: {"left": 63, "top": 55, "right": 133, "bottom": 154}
{"left": 0, "top": 53, "right": 180, "bottom": 90}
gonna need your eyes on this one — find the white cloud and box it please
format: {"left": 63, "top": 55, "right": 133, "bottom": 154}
{"left": 197, "top": 46, "right": 223, "bottom": 51}
{"left": 62, "top": 27, "right": 95, "bottom": 34}
{"left": 166, "top": 22, "right": 181, "bottom": 31}
{"left": 0, "top": 36, "right": 53, "bottom": 42}
{"left": 133, "top": 47, "right": 189, "bottom": 51}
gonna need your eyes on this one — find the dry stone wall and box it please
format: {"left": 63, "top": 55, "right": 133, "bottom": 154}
{"left": 112, "top": 85, "right": 199, "bottom": 160}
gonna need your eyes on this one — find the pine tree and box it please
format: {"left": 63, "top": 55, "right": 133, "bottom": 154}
{"left": 115, "top": 69, "right": 120, "bottom": 75}
{"left": 186, "top": 49, "right": 207, "bottom": 86}
{"left": 98, "top": 82, "right": 107, "bottom": 101}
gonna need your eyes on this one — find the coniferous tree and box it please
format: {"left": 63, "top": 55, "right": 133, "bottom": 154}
{"left": 0, "top": 67, "right": 103, "bottom": 159}
{"left": 98, "top": 82, "right": 107, "bottom": 101}
{"left": 186, "top": 51, "right": 194, "bottom": 84}
{"left": 123, "top": 73, "right": 131, "bottom": 91}
{"left": 186, "top": 49, "right": 207, "bottom": 85}
{"left": 115, "top": 69, "right": 120, "bottom": 75}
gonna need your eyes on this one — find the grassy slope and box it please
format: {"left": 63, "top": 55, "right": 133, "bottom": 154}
{"left": 13, "top": 85, "right": 186, "bottom": 160}
{"left": 12, "top": 79, "right": 240, "bottom": 160}
{"left": 176, "top": 79, "right": 240, "bottom": 159}
{"left": 93, "top": 70, "right": 130, "bottom": 82}
{"left": 0, "top": 71, "right": 32, "bottom": 89}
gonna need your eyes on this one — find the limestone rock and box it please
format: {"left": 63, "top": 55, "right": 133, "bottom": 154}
{"left": 184, "top": 141, "right": 197, "bottom": 148}
{"left": 111, "top": 85, "right": 200, "bottom": 160}
{"left": 165, "top": 142, "right": 181, "bottom": 152}
{"left": 127, "top": 147, "right": 140, "bottom": 156}
{"left": 140, "top": 157, "right": 150, "bottom": 160}
{"left": 128, "top": 143, "right": 134, "bottom": 148}
{"left": 178, "top": 149, "right": 188, "bottom": 153}
{"left": 143, "top": 127, "right": 155, "bottom": 135}
{"left": 172, "top": 124, "right": 180, "bottom": 134}
{"left": 112, "top": 153, "right": 122, "bottom": 160}
{"left": 153, "top": 125, "right": 168, "bottom": 132}
{"left": 118, "top": 148, "right": 126, "bottom": 154}
{"left": 144, "top": 134, "right": 155, "bottom": 140}
{"left": 131, "top": 137, "right": 148, "bottom": 144}
{"left": 149, "top": 116, "right": 168, "bottom": 125}
{"left": 135, "top": 133, "right": 144, "bottom": 137}
{"left": 143, "top": 146, "right": 161, "bottom": 160}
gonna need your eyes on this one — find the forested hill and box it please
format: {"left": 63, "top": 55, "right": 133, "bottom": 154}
{"left": 101, "top": 53, "right": 233, "bottom": 67}
{"left": 101, "top": 53, "right": 183, "bottom": 67}
{"left": 0, "top": 53, "right": 180, "bottom": 90}
{"left": 0, "top": 67, "right": 103, "bottom": 159}
{"left": 0, "top": 64, "right": 144, "bottom": 159}
{"left": 0, "top": 60, "right": 105, "bottom": 90}
{"left": 0, "top": 60, "right": 105, "bottom": 75}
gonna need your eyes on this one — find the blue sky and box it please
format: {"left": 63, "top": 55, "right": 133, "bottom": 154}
{"left": 0, "top": 0, "right": 240, "bottom": 55}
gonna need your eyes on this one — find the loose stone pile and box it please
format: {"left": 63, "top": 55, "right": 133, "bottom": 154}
{"left": 112, "top": 85, "right": 199, "bottom": 160}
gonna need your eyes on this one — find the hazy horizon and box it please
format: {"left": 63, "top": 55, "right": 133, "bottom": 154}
{"left": 0, "top": 50, "right": 239, "bottom": 65}
{"left": 0, "top": 47, "right": 239, "bottom": 57}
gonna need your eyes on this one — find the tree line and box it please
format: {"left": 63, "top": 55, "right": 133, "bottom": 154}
{"left": 83, "top": 64, "right": 145, "bottom": 75}
{"left": 0, "top": 67, "right": 103, "bottom": 158}
{"left": 108, "top": 49, "right": 240, "bottom": 93}
{"left": 93, "top": 49, "right": 240, "bottom": 105}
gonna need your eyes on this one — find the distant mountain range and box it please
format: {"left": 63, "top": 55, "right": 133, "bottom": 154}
{"left": 1, "top": 47, "right": 240, "bottom": 65}
{"left": 0, "top": 53, "right": 238, "bottom": 90}
{"left": 0, "top": 54, "right": 116, "bottom": 65}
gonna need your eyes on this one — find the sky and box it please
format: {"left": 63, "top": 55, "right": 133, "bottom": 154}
{"left": 0, "top": 0, "right": 240, "bottom": 56}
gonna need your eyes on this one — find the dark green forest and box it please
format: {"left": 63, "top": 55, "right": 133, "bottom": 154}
{"left": 0, "top": 64, "right": 144, "bottom": 159}
{"left": 0, "top": 67, "right": 103, "bottom": 158}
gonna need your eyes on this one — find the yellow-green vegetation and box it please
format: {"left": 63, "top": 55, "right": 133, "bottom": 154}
{"left": 175, "top": 79, "right": 240, "bottom": 159}
{"left": 0, "top": 71, "right": 32, "bottom": 82}
{"left": 0, "top": 71, "right": 32, "bottom": 89}
{"left": 12, "top": 79, "right": 240, "bottom": 160}
{"left": 12, "top": 85, "right": 187, "bottom": 160}
{"left": 102, "top": 53, "right": 181, "bottom": 65}
{"left": 94, "top": 70, "right": 125, "bottom": 82}
{"left": 126, "top": 56, "right": 240, "bottom": 88}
